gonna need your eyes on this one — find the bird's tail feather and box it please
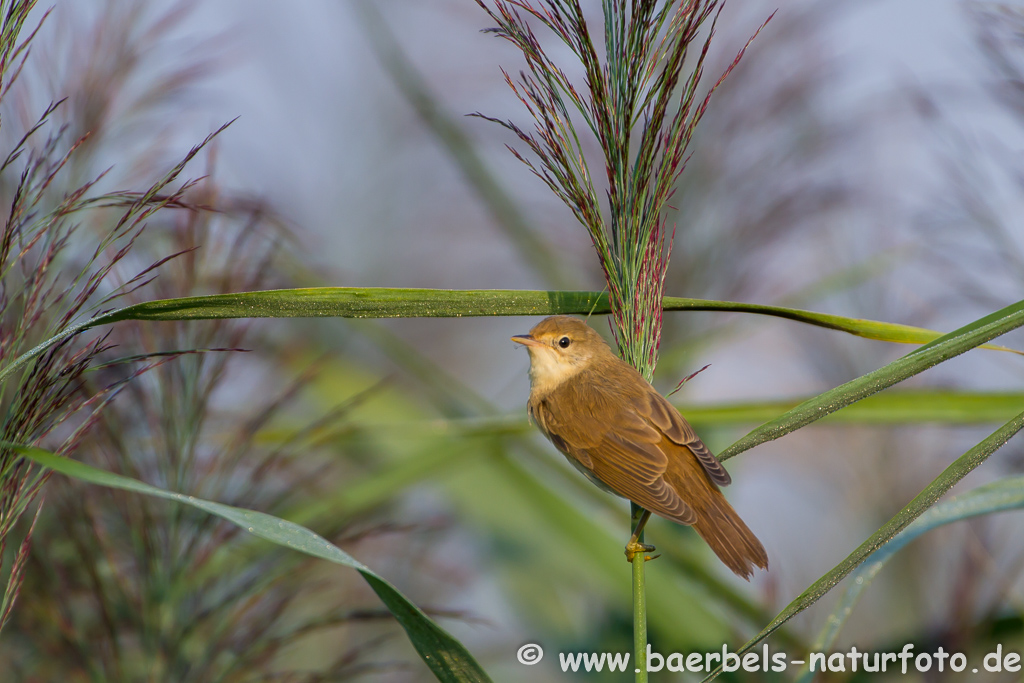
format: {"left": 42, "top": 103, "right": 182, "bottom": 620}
{"left": 664, "top": 451, "right": 768, "bottom": 580}
{"left": 691, "top": 489, "right": 768, "bottom": 579}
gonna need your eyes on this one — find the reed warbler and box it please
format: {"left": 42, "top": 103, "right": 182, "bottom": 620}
{"left": 512, "top": 315, "right": 768, "bottom": 579}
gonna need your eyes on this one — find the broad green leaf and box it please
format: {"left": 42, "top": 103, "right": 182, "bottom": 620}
{"left": 285, "top": 390, "right": 1024, "bottom": 442}
{"left": 13, "top": 445, "right": 492, "bottom": 683}
{"left": 5, "top": 288, "right": 1015, "bottom": 390}
{"left": 719, "top": 298, "right": 1024, "bottom": 461}
{"left": 679, "top": 390, "right": 1024, "bottom": 426}
{"left": 796, "top": 475, "right": 1024, "bottom": 683}
{"left": 702, "top": 409, "right": 1024, "bottom": 682}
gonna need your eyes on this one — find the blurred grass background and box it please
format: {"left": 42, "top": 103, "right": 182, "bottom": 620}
{"left": 2, "top": 0, "right": 1024, "bottom": 681}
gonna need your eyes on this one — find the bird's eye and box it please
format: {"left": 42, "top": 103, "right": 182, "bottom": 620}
{"left": 558, "top": 336, "right": 571, "bottom": 348}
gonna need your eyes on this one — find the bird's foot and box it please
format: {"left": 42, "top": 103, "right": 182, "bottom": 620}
{"left": 624, "top": 541, "right": 658, "bottom": 562}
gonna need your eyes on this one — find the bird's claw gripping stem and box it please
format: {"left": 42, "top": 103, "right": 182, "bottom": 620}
{"left": 625, "top": 541, "right": 658, "bottom": 562}
{"left": 625, "top": 507, "right": 655, "bottom": 561}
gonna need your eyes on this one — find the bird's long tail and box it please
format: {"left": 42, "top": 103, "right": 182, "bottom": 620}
{"left": 664, "top": 448, "right": 768, "bottom": 580}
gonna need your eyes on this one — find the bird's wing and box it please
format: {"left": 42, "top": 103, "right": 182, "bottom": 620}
{"left": 532, "top": 393, "right": 696, "bottom": 525}
{"left": 641, "top": 390, "right": 732, "bottom": 487}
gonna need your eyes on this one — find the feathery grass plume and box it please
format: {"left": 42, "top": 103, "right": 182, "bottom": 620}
{"left": 0, "top": 4, "right": 455, "bottom": 677}
{"left": 0, "top": 0, "right": 220, "bottom": 636}
{"left": 1, "top": 202, "right": 400, "bottom": 681}
{"left": 474, "top": 0, "right": 769, "bottom": 377}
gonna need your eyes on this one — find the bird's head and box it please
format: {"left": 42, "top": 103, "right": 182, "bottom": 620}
{"left": 511, "top": 315, "right": 612, "bottom": 392}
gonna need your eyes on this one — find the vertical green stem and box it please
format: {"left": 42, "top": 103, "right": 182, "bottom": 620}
{"left": 631, "top": 502, "right": 648, "bottom": 683}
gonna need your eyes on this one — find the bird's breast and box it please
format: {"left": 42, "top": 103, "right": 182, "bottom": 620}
{"left": 526, "top": 350, "right": 585, "bottom": 396}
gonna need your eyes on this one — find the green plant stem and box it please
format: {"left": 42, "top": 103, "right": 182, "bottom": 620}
{"left": 631, "top": 502, "right": 648, "bottom": 683}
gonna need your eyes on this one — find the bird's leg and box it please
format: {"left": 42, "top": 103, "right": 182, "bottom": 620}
{"left": 624, "top": 508, "right": 657, "bottom": 562}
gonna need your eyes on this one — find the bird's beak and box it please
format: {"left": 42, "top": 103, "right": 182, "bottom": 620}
{"left": 511, "top": 334, "right": 544, "bottom": 348}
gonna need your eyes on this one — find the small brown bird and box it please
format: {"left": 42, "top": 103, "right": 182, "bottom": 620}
{"left": 512, "top": 315, "right": 768, "bottom": 579}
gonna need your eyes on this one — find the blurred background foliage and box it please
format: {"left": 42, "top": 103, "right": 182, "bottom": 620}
{"left": 1, "top": 0, "right": 1024, "bottom": 681}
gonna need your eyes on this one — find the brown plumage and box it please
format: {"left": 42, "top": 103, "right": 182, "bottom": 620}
{"left": 512, "top": 315, "right": 768, "bottom": 579}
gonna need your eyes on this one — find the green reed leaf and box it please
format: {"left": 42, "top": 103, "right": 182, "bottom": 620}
{"left": 702, "top": 410, "right": 1024, "bottom": 682}
{"left": 259, "top": 389, "right": 1024, "bottom": 458}
{"left": 719, "top": 298, "right": 1024, "bottom": 461}
{"left": 678, "top": 390, "right": 1024, "bottom": 426}
{"left": 12, "top": 444, "right": 492, "bottom": 683}
{"left": 4, "top": 288, "right": 1014, "bottom": 390}
{"left": 795, "top": 475, "right": 1024, "bottom": 683}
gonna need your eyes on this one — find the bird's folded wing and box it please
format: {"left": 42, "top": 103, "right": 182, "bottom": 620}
{"left": 642, "top": 391, "right": 732, "bottom": 487}
{"left": 535, "top": 398, "right": 696, "bottom": 525}
{"left": 584, "top": 432, "right": 696, "bottom": 524}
